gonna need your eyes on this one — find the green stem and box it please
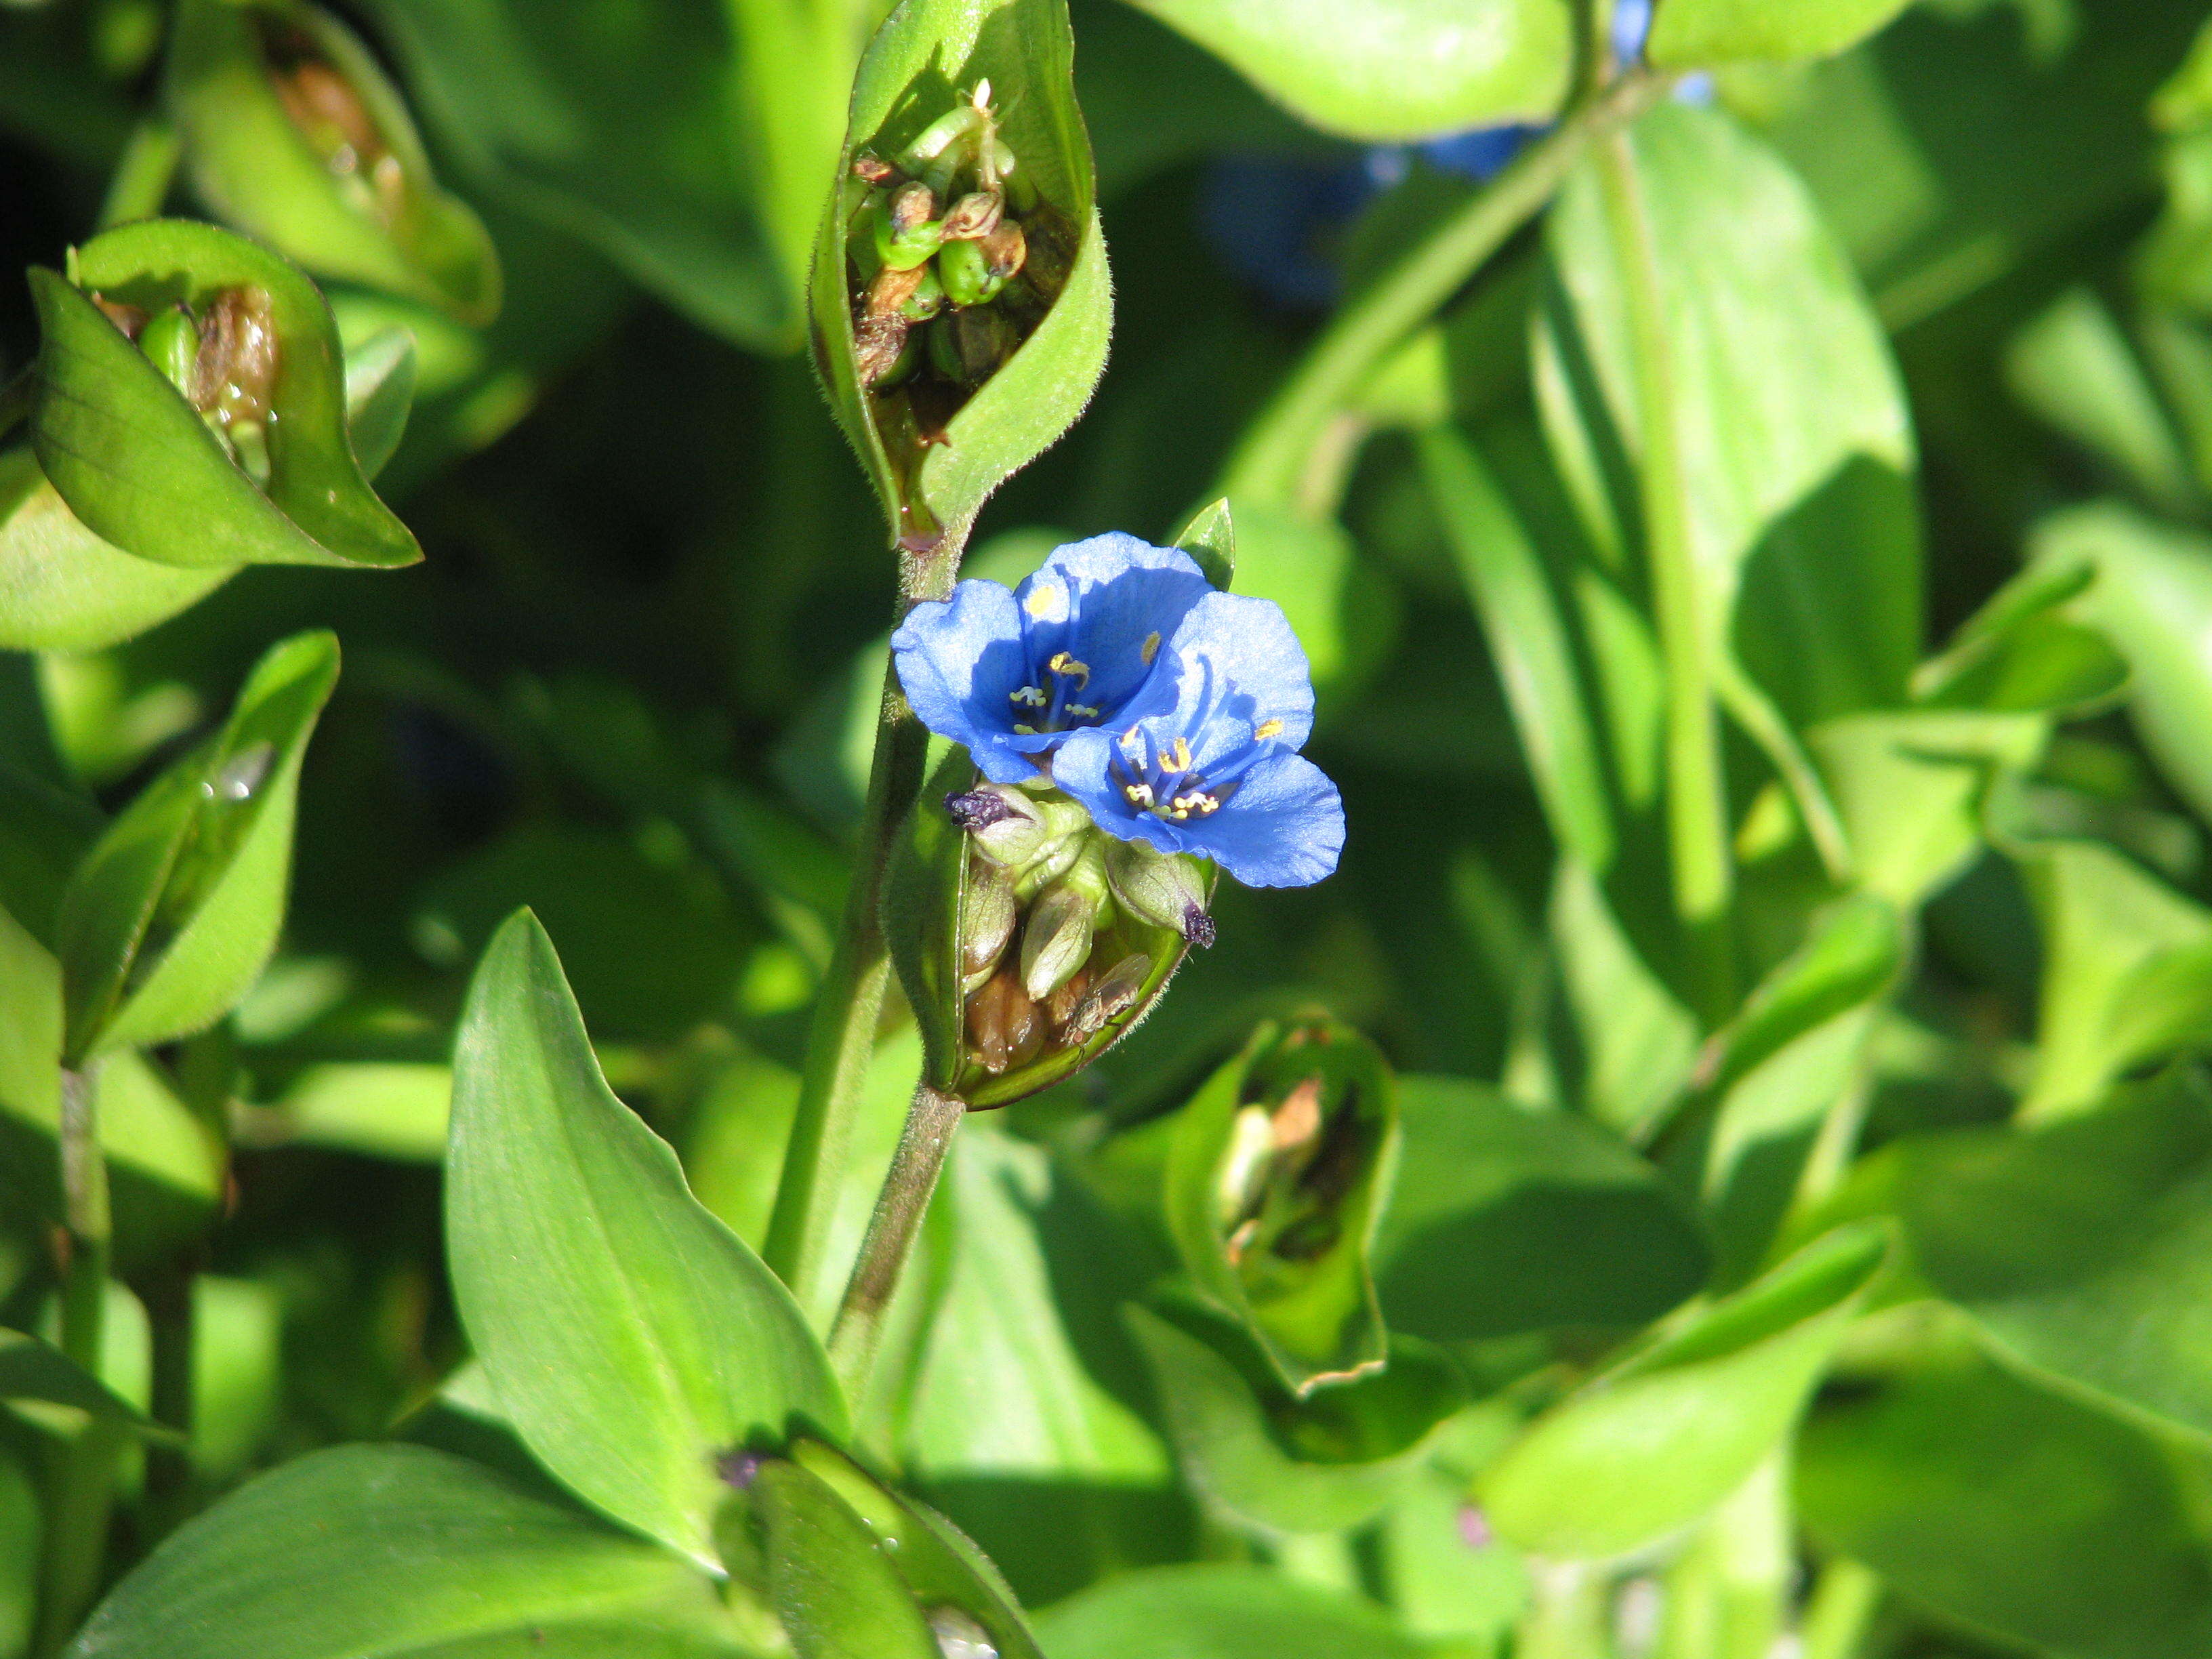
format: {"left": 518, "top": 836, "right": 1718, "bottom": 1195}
{"left": 96, "top": 117, "right": 181, "bottom": 232}
{"left": 825, "top": 1082, "right": 964, "bottom": 1399}
{"left": 37, "top": 1067, "right": 115, "bottom": 1658}
{"left": 1595, "top": 129, "right": 1734, "bottom": 1023}
{"left": 140, "top": 1262, "right": 199, "bottom": 1542}
{"left": 763, "top": 540, "right": 963, "bottom": 1315}
{"left": 1221, "top": 70, "right": 1662, "bottom": 509}
{"left": 1714, "top": 660, "right": 1851, "bottom": 884}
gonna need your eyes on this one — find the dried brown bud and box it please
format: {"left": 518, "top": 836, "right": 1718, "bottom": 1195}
{"left": 1061, "top": 952, "right": 1149, "bottom": 1044}
{"left": 91, "top": 295, "right": 148, "bottom": 340}
{"left": 940, "top": 191, "right": 1004, "bottom": 241}
{"left": 851, "top": 152, "right": 897, "bottom": 186}
{"left": 977, "top": 220, "right": 1027, "bottom": 283}
{"left": 194, "top": 287, "right": 280, "bottom": 426}
{"left": 888, "top": 180, "right": 939, "bottom": 236}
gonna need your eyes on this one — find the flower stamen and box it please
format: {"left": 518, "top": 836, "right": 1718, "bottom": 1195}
{"left": 1255, "top": 718, "right": 1284, "bottom": 741}
{"left": 1010, "top": 684, "right": 1048, "bottom": 708}
{"left": 1046, "top": 651, "right": 1090, "bottom": 687}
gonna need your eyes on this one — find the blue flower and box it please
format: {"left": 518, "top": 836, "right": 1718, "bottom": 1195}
{"left": 1054, "top": 590, "right": 1344, "bottom": 888}
{"left": 892, "top": 533, "right": 1213, "bottom": 785}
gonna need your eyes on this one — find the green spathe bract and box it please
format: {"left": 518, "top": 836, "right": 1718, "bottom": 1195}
{"left": 446, "top": 910, "right": 846, "bottom": 1570}
{"left": 811, "top": 0, "right": 1109, "bottom": 550}
{"left": 166, "top": 0, "right": 501, "bottom": 323}
{"left": 30, "top": 218, "right": 419, "bottom": 571}
{"left": 0, "top": 324, "right": 415, "bottom": 652}
{"left": 54, "top": 629, "right": 339, "bottom": 1063}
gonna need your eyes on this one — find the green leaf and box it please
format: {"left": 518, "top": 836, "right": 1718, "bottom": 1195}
{"left": 31, "top": 220, "right": 420, "bottom": 571}
{"left": 1550, "top": 858, "right": 1699, "bottom": 1134}
{"left": 2014, "top": 839, "right": 2212, "bottom": 1122}
{"left": 1539, "top": 102, "right": 1919, "bottom": 729}
{"left": 1374, "top": 1075, "right": 1708, "bottom": 1344}
{"left": 0, "top": 1446, "right": 33, "bottom": 1659}
{"left": 446, "top": 909, "right": 845, "bottom": 1570}
{"left": 167, "top": 0, "right": 501, "bottom": 323}
{"left": 1889, "top": 1071, "right": 2212, "bottom": 1442}
{"left": 1163, "top": 1019, "right": 1398, "bottom": 1393}
{"left": 0, "top": 1326, "right": 164, "bottom": 1429}
{"left": 1421, "top": 422, "right": 1613, "bottom": 871}
{"left": 242, "top": 1061, "right": 453, "bottom": 1161}
{"left": 1127, "top": 1301, "right": 1466, "bottom": 1536}
{"left": 1476, "top": 1221, "right": 1889, "bottom": 1559}
{"left": 1223, "top": 503, "right": 1352, "bottom": 687}
{"left": 1799, "top": 1343, "right": 2212, "bottom": 1659}
{"left": 2006, "top": 288, "right": 2196, "bottom": 517}
{"left": 64, "top": 1443, "right": 750, "bottom": 1659}
{"left": 1113, "top": 0, "right": 1569, "bottom": 142}
{"left": 811, "top": 0, "right": 1109, "bottom": 550}
{"left": 2034, "top": 502, "right": 2212, "bottom": 830}
{"left": 1170, "top": 496, "right": 1235, "bottom": 590}
{"left": 56, "top": 630, "right": 339, "bottom": 1062}
{"left": 1035, "top": 1563, "right": 1439, "bottom": 1659}
{"left": 1646, "top": 0, "right": 1912, "bottom": 69}
{"left": 1681, "top": 896, "right": 1903, "bottom": 1283}
{"left": 1805, "top": 712, "right": 2047, "bottom": 909}
{"left": 363, "top": 0, "right": 844, "bottom": 349}
{"left": 0, "top": 325, "right": 417, "bottom": 653}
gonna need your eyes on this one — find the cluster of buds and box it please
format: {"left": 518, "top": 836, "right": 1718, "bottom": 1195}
{"left": 93, "top": 286, "right": 280, "bottom": 484}
{"left": 846, "top": 82, "right": 1073, "bottom": 399}
{"left": 944, "top": 781, "right": 1213, "bottom": 1092}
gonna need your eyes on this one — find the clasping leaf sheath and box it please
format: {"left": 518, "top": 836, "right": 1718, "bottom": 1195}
{"left": 30, "top": 218, "right": 421, "bottom": 571}
{"left": 811, "top": 0, "right": 1109, "bottom": 551}
{"left": 1164, "top": 1019, "right": 1399, "bottom": 1395}
{"left": 166, "top": 0, "right": 501, "bottom": 323}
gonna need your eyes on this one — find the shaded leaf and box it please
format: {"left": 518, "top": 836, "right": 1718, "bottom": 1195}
{"left": 1036, "top": 1563, "right": 1438, "bottom": 1659}
{"left": 0, "top": 1327, "right": 164, "bottom": 1430}
{"left": 1374, "top": 1074, "right": 1708, "bottom": 1344}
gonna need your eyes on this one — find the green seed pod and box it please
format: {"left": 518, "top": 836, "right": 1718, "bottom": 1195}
{"left": 874, "top": 181, "right": 945, "bottom": 271}
{"left": 166, "top": 0, "right": 500, "bottom": 323}
{"left": 885, "top": 756, "right": 1208, "bottom": 1108}
{"left": 138, "top": 306, "right": 202, "bottom": 397}
{"left": 958, "top": 853, "right": 1017, "bottom": 992}
{"left": 1163, "top": 1019, "right": 1399, "bottom": 1394}
{"left": 901, "top": 261, "right": 945, "bottom": 323}
{"left": 937, "top": 237, "right": 1005, "bottom": 309}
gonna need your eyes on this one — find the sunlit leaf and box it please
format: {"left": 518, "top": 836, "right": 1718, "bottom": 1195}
{"left": 1647, "top": 0, "right": 1914, "bottom": 70}
{"left": 447, "top": 909, "right": 846, "bottom": 1569}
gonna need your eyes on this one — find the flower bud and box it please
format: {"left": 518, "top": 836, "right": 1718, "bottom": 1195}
{"left": 875, "top": 181, "right": 944, "bottom": 271}
{"left": 1019, "top": 839, "right": 1108, "bottom": 1001}
{"left": 958, "top": 853, "right": 1017, "bottom": 991}
{"left": 1105, "top": 839, "right": 1214, "bottom": 947}
{"left": 965, "top": 967, "right": 1044, "bottom": 1075}
{"left": 944, "top": 785, "right": 1086, "bottom": 869}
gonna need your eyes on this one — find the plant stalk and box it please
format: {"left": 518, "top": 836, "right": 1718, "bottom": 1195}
{"left": 96, "top": 117, "right": 182, "bottom": 232}
{"left": 825, "top": 1082, "right": 965, "bottom": 1399}
{"left": 1800, "top": 1559, "right": 1883, "bottom": 1659}
{"left": 37, "top": 1066, "right": 115, "bottom": 1659}
{"left": 1595, "top": 128, "right": 1735, "bottom": 1023}
{"left": 1221, "top": 69, "right": 1662, "bottom": 509}
{"left": 763, "top": 538, "right": 962, "bottom": 1315}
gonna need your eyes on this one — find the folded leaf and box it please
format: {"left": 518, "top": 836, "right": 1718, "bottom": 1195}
{"left": 56, "top": 629, "right": 340, "bottom": 1061}
{"left": 32, "top": 220, "right": 419, "bottom": 571}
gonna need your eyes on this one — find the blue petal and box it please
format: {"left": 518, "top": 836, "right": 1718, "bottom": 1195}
{"left": 1191, "top": 750, "right": 1344, "bottom": 886}
{"left": 1052, "top": 726, "right": 1185, "bottom": 853}
{"left": 1015, "top": 534, "right": 1212, "bottom": 719}
{"left": 890, "top": 579, "right": 1041, "bottom": 785}
{"left": 1150, "top": 590, "right": 1317, "bottom": 751}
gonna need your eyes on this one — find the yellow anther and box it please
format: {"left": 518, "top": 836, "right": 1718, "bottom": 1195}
{"left": 1160, "top": 736, "right": 1194, "bottom": 775}
{"left": 1141, "top": 631, "right": 1161, "bottom": 665}
{"left": 1024, "top": 583, "right": 1062, "bottom": 620}
{"left": 1010, "top": 684, "right": 1048, "bottom": 707}
{"left": 1124, "top": 782, "right": 1154, "bottom": 808}
{"left": 1012, "top": 723, "right": 1038, "bottom": 735}
{"left": 1046, "top": 651, "right": 1090, "bottom": 686}
{"left": 1255, "top": 718, "right": 1285, "bottom": 741}
{"left": 1118, "top": 728, "right": 1145, "bottom": 758}
{"left": 1067, "top": 703, "right": 1101, "bottom": 720}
